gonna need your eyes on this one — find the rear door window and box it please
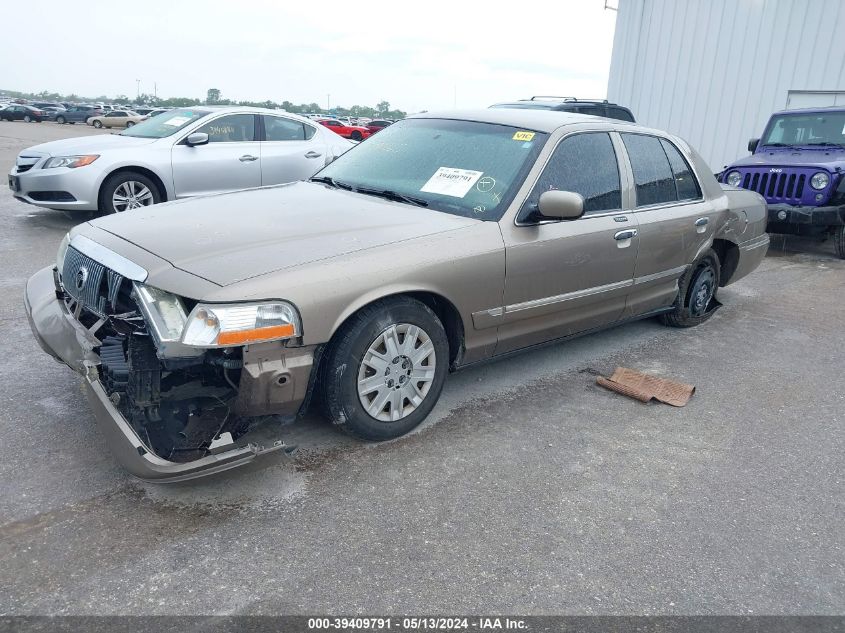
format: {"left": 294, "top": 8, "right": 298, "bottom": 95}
{"left": 621, "top": 133, "right": 677, "bottom": 206}
{"left": 264, "top": 116, "right": 306, "bottom": 141}
{"left": 660, "top": 139, "right": 701, "bottom": 201}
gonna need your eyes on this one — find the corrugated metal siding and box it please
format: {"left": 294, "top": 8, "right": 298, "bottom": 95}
{"left": 608, "top": 0, "right": 845, "bottom": 171}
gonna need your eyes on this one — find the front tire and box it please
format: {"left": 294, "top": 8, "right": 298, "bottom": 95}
{"left": 23, "top": 115, "right": 32, "bottom": 123}
{"left": 126, "top": 121, "right": 135, "bottom": 127}
{"left": 660, "top": 249, "right": 721, "bottom": 328}
{"left": 93, "top": 120, "right": 103, "bottom": 128}
{"left": 322, "top": 297, "right": 449, "bottom": 441}
{"left": 56, "top": 115, "right": 66, "bottom": 124}
{"left": 350, "top": 130, "right": 363, "bottom": 141}
{"left": 98, "top": 171, "right": 161, "bottom": 214}
{"left": 833, "top": 226, "right": 845, "bottom": 259}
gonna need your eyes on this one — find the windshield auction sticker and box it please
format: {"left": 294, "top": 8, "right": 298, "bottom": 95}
{"left": 513, "top": 130, "right": 535, "bottom": 141}
{"left": 162, "top": 116, "right": 191, "bottom": 127}
{"left": 420, "top": 167, "right": 483, "bottom": 198}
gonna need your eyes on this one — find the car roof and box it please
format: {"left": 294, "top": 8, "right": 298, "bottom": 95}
{"left": 410, "top": 108, "right": 634, "bottom": 133}
{"left": 771, "top": 105, "right": 845, "bottom": 116}
{"left": 195, "top": 105, "right": 318, "bottom": 122}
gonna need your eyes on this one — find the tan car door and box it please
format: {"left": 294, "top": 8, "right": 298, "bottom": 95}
{"left": 494, "top": 131, "right": 639, "bottom": 356}
{"left": 617, "top": 133, "right": 716, "bottom": 317}
{"left": 105, "top": 112, "right": 125, "bottom": 128}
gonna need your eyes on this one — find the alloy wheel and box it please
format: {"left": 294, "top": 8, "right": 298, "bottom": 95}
{"left": 112, "top": 181, "right": 155, "bottom": 212}
{"left": 357, "top": 323, "right": 437, "bottom": 422}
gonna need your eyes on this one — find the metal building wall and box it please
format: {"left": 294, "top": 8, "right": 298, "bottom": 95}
{"left": 607, "top": 0, "right": 845, "bottom": 171}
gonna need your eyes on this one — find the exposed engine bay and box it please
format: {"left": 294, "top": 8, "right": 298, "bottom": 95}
{"left": 97, "top": 332, "right": 252, "bottom": 462}
{"left": 57, "top": 243, "right": 312, "bottom": 463}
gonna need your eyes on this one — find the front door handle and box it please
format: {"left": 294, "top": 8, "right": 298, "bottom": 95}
{"left": 239, "top": 154, "right": 258, "bottom": 162}
{"left": 614, "top": 229, "right": 638, "bottom": 241}
{"left": 304, "top": 151, "right": 322, "bottom": 159}
{"left": 694, "top": 217, "right": 709, "bottom": 227}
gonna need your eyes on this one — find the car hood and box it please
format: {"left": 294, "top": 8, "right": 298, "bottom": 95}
{"left": 90, "top": 181, "right": 479, "bottom": 287}
{"left": 730, "top": 148, "right": 845, "bottom": 170}
{"left": 22, "top": 133, "right": 159, "bottom": 157}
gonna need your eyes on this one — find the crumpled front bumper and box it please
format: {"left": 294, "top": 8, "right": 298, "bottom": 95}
{"left": 24, "top": 265, "right": 289, "bottom": 482}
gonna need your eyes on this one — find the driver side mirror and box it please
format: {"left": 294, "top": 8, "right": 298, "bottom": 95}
{"left": 185, "top": 132, "right": 210, "bottom": 147}
{"left": 525, "top": 190, "right": 585, "bottom": 223}
{"left": 748, "top": 138, "right": 760, "bottom": 153}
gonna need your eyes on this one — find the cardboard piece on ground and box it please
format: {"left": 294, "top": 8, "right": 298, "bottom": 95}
{"left": 596, "top": 367, "right": 695, "bottom": 407}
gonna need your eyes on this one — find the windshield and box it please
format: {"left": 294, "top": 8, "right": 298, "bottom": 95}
{"left": 119, "top": 108, "right": 210, "bottom": 138}
{"left": 762, "top": 111, "right": 845, "bottom": 147}
{"left": 314, "top": 118, "right": 547, "bottom": 220}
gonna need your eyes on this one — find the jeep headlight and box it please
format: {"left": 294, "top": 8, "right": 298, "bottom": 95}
{"left": 725, "top": 171, "right": 742, "bottom": 187}
{"left": 42, "top": 155, "right": 99, "bottom": 169}
{"left": 181, "top": 302, "right": 301, "bottom": 347}
{"left": 56, "top": 233, "right": 70, "bottom": 272}
{"left": 810, "top": 172, "right": 829, "bottom": 190}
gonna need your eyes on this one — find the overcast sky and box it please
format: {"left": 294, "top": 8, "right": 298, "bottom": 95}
{"left": 2, "top": 0, "right": 618, "bottom": 112}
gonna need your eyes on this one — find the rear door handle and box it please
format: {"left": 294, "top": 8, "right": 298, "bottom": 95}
{"left": 694, "top": 217, "right": 709, "bottom": 227}
{"left": 239, "top": 155, "right": 258, "bottom": 162}
{"left": 614, "top": 229, "right": 638, "bottom": 241}
{"left": 304, "top": 151, "right": 322, "bottom": 159}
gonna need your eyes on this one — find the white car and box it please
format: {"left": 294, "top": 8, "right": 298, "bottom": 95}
{"left": 9, "top": 107, "right": 354, "bottom": 214}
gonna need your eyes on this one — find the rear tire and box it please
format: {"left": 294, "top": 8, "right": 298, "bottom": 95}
{"left": 834, "top": 226, "right": 845, "bottom": 259}
{"left": 23, "top": 115, "right": 32, "bottom": 123}
{"left": 660, "top": 249, "right": 721, "bottom": 328}
{"left": 321, "top": 297, "right": 449, "bottom": 441}
{"left": 56, "top": 115, "right": 66, "bottom": 124}
{"left": 93, "top": 120, "right": 103, "bottom": 128}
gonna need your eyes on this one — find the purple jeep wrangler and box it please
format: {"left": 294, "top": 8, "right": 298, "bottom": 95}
{"left": 721, "top": 106, "right": 845, "bottom": 258}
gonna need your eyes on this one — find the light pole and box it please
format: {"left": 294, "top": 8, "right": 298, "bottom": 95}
{"left": 135, "top": 79, "right": 140, "bottom": 101}
{"left": 327, "top": 93, "right": 330, "bottom": 112}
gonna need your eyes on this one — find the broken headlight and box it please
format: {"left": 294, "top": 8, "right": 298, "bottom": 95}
{"left": 133, "top": 283, "right": 189, "bottom": 343}
{"left": 181, "top": 302, "right": 301, "bottom": 348}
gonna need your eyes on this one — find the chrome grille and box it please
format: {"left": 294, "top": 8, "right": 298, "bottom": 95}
{"left": 61, "top": 246, "right": 126, "bottom": 316}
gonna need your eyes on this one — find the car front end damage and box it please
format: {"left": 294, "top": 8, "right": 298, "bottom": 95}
{"left": 24, "top": 235, "right": 317, "bottom": 482}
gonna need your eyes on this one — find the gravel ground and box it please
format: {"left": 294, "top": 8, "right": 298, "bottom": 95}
{"left": 0, "top": 121, "right": 842, "bottom": 615}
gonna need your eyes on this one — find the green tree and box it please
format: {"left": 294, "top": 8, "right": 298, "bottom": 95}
{"left": 206, "top": 88, "right": 221, "bottom": 104}
{"left": 376, "top": 100, "right": 390, "bottom": 115}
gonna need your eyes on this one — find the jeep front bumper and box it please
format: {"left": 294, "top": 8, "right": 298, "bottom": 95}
{"left": 767, "top": 204, "right": 845, "bottom": 234}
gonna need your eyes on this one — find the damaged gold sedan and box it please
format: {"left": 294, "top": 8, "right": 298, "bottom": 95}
{"left": 24, "top": 109, "right": 769, "bottom": 481}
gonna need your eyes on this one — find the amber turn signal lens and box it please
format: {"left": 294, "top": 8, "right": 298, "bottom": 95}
{"left": 216, "top": 323, "right": 296, "bottom": 346}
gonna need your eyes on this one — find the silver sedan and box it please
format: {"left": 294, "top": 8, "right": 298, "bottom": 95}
{"left": 8, "top": 106, "right": 353, "bottom": 214}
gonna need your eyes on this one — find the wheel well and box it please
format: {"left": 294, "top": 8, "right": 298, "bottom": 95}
{"left": 712, "top": 238, "right": 739, "bottom": 286}
{"left": 405, "top": 291, "right": 465, "bottom": 367}
{"left": 100, "top": 166, "right": 168, "bottom": 204}
{"left": 328, "top": 291, "right": 466, "bottom": 369}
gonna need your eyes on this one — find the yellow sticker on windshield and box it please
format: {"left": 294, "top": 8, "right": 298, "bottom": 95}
{"left": 513, "top": 131, "right": 535, "bottom": 141}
